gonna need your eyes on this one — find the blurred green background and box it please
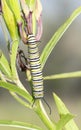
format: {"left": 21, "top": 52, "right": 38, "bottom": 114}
{"left": 0, "top": 0, "right": 81, "bottom": 129}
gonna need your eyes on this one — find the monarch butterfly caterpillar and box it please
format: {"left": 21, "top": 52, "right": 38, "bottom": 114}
{"left": 27, "top": 34, "right": 44, "bottom": 99}
{"left": 18, "top": 34, "right": 51, "bottom": 113}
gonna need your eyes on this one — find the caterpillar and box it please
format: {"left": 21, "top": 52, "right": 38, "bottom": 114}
{"left": 27, "top": 34, "right": 44, "bottom": 99}
{"left": 17, "top": 35, "right": 51, "bottom": 113}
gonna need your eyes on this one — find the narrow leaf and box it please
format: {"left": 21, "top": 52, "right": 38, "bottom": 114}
{"left": 10, "top": 39, "right": 19, "bottom": 78}
{"left": 10, "top": 91, "right": 32, "bottom": 109}
{"left": 40, "top": 7, "right": 81, "bottom": 69}
{"left": 8, "top": 0, "right": 22, "bottom": 23}
{"left": 56, "top": 114, "right": 74, "bottom": 130}
{"left": 0, "top": 71, "right": 6, "bottom": 81}
{"left": 53, "top": 93, "right": 79, "bottom": 130}
{"left": 1, "top": 0, "right": 18, "bottom": 39}
{"left": 0, "top": 53, "right": 11, "bottom": 77}
{"left": 44, "top": 71, "right": 81, "bottom": 80}
{"left": 0, "top": 120, "right": 43, "bottom": 130}
{"left": 0, "top": 81, "right": 32, "bottom": 103}
{"left": 10, "top": 40, "right": 27, "bottom": 91}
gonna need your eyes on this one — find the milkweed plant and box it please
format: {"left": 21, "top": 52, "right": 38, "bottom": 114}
{"left": 0, "top": 0, "right": 81, "bottom": 130}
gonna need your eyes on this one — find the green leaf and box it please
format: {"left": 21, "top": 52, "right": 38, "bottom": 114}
{"left": 44, "top": 71, "right": 81, "bottom": 80}
{"left": 10, "top": 91, "right": 32, "bottom": 109}
{"left": 0, "top": 120, "right": 43, "bottom": 130}
{"left": 10, "top": 39, "right": 19, "bottom": 78}
{"left": 0, "top": 81, "right": 32, "bottom": 103}
{"left": 0, "top": 71, "right": 7, "bottom": 81}
{"left": 53, "top": 93, "right": 79, "bottom": 130}
{"left": 10, "top": 40, "right": 27, "bottom": 91}
{"left": 0, "top": 53, "right": 11, "bottom": 77}
{"left": 8, "top": 0, "right": 22, "bottom": 23}
{"left": 40, "top": 7, "right": 81, "bottom": 69}
{"left": 56, "top": 114, "right": 74, "bottom": 130}
{"left": 2, "top": 0, "right": 19, "bottom": 40}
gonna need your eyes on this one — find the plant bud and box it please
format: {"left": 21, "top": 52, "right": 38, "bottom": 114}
{"left": 34, "top": 0, "right": 42, "bottom": 20}
{"left": 20, "top": 0, "right": 29, "bottom": 18}
{"left": 25, "top": 0, "right": 42, "bottom": 19}
{"left": 25, "top": 0, "right": 35, "bottom": 11}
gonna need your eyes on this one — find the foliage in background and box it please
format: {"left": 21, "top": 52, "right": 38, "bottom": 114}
{"left": 0, "top": 0, "right": 81, "bottom": 130}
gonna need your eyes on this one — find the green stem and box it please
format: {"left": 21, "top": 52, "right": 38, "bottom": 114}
{"left": 14, "top": 78, "right": 27, "bottom": 91}
{"left": 44, "top": 71, "right": 81, "bottom": 80}
{"left": 34, "top": 100, "right": 56, "bottom": 130}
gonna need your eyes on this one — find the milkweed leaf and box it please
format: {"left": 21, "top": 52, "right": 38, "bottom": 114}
{"left": 0, "top": 52, "right": 11, "bottom": 77}
{"left": 56, "top": 114, "right": 74, "bottom": 130}
{"left": 0, "top": 80, "right": 32, "bottom": 103}
{"left": 44, "top": 71, "right": 81, "bottom": 80}
{"left": 0, "top": 120, "right": 43, "bottom": 130}
{"left": 40, "top": 7, "right": 81, "bottom": 69}
{"left": 53, "top": 93, "right": 79, "bottom": 130}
